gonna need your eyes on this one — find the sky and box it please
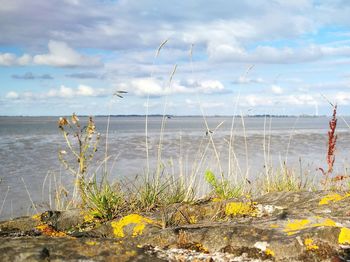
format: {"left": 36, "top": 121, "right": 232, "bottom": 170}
{"left": 1, "top": 0, "right": 350, "bottom": 116}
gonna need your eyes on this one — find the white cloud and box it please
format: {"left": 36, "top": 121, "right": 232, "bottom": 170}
{"left": 33, "top": 40, "right": 102, "bottom": 67}
{"left": 5, "top": 85, "right": 110, "bottom": 101}
{"left": 237, "top": 93, "right": 320, "bottom": 108}
{"left": 47, "top": 85, "right": 108, "bottom": 98}
{"left": 209, "top": 44, "right": 325, "bottom": 63}
{"left": 334, "top": 92, "right": 350, "bottom": 105}
{"left": 232, "top": 76, "right": 265, "bottom": 84}
{"left": 271, "top": 85, "right": 283, "bottom": 94}
{"left": 5, "top": 91, "right": 19, "bottom": 99}
{"left": 118, "top": 78, "right": 226, "bottom": 97}
{"left": 0, "top": 53, "right": 32, "bottom": 66}
{"left": 0, "top": 41, "right": 102, "bottom": 67}
{"left": 207, "top": 44, "right": 350, "bottom": 64}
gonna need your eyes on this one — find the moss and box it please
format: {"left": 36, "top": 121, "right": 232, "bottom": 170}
{"left": 110, "top": 214, "right": 158, "bottom": 238}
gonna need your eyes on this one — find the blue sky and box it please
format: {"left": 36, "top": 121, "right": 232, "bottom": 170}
{"left": 1, "top": 0, "right": 350, "bottom": 116}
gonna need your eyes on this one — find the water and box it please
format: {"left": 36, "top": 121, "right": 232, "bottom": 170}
{"left": 1, "top": 115, "right": 350, "bottom": 220}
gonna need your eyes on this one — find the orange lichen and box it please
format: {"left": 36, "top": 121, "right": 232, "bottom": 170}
{"left": 339, "top": 227, "right": 350, "bottom": 245}
{"left": 110, "top": 214, "right": 158, "bottom": 238}
{"left": 36, "top": 224, "right": 67, "bottom": 237}
{"left": 225, "top": 202, "right": 257, "bottom": 217}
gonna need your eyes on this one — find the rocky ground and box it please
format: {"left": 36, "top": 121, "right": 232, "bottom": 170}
{"left": 1, "top": 191, "right": 350, "bottom": 261}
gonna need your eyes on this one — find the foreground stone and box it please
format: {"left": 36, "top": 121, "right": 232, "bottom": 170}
{"left": 1, "top": 191, "right": 350, "bottom": 261}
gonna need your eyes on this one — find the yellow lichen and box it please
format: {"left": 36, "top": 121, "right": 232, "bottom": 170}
{"left": 270, "top": 224, "right": 279, "bottom": 228}
{"left": 265, "top": 248, "right": 275, "bottom": 257}
{"left": 225, "top": 202, "right": 257, "bottom": 217}
{"left": 212, "top": 198, "right": 222, "bottom": 202}
{"left": 284, "top": 217, "right": 338, "bottom": 235}
{"left": 124, "top": 250, "right": 137, "bottom": 257}
{"left": 194, "top": 243, "right": 209, "bottom": 253}
{"left": 82, "top": 211, "right": 95, "bottom": 223}
{"left": 313, "top": 218, "right": 337, "bottom": 227}
{"left": 339, "top": 227, "right": 350, "bottom": 244}
{"left": 284, "top": 219, "right": 311, "bottom": 235}
{"left": 85, "top": 240, "right": 99, "bottom": 246}
{"left": 304, "top": 238, "right": 319, "bottom": 250}
{"left": 319, "top": 193, "right": 350, "bottom": 205}
{"left": 31, "top": 214, "right": 41, "bottom": 221}
{"left": 189, "top": 215, "right": 197, "bottom": 224}
{"left": 110, "top": 214, "right": 157, "bottom": 238}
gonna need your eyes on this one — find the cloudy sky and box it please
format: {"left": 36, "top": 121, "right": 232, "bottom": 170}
{"left": 1, "top": 0, "right": 350, "bottom": 116}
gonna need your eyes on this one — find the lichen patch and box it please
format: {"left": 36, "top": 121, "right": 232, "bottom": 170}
{"left": 338, "top": 227, "right": 350, "bottom": 245}
{"left": 225, "top": 202, "right": 257, "bottom": 217}
{"left": 110, "top": 214, "right": 158, "bottom": 238}
{"left": 319, "top": 193, "right": 350, "bottom": 205}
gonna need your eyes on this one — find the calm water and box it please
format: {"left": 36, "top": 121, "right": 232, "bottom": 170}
{"left": 1, "top": 116, "right": 350, "bottom": 220}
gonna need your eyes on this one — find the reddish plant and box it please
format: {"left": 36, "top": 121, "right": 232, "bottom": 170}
{"left": 327, "top": 105, "right": 338, "bottom": 173}
{"left": 318, "top": 105, "right": 338, "bottom": 185}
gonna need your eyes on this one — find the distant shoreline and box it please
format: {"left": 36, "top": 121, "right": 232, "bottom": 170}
{"left": 0, "top": 114, "right": 330, "bottom": 118}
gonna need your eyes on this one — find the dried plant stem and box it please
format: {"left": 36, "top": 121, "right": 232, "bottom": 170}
{"left": 145, "top": 39, "right": 169, "bottom": 180}
{"left": 228, "top": 93, "right": 240, "bottom": 184}
{"left": 0, "top": 186, "right": 10, "bottom": 217}
{"left": 263, "top": 116, "right": 270, "bottom": 190}
{"left": 156, "top": 64, "right": 178, "bottom": 186}
{"left": 21, "top": 177, "right": 38, "bottom": 214}
{"left": 240, "top": 111, "right": 249, "bottom": 182}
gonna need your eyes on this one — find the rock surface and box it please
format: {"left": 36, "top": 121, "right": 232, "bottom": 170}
{"left": 1, "top": 191, "right": 350, "bottom": 261}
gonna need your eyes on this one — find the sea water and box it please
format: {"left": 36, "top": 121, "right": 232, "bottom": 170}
{"left": 1, "top": 116, "right": 350, "bottom": 220}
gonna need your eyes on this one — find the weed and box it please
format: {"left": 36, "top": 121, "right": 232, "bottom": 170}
{"left": 82, "top": 174, "right": 124, "bottom": 220}
{"left": 260, "top": 164, "right": 310, "bottom": 193}
{"left": 136, "top": 175, "right": 169, "bottom": 211}
{"left": 318, "top": 104, "right": 338, "bottom": 188}
{"left": 58, "top": 114, "right": 100, "bottom": 205}
{"left": 205, "top": 170, "right": 243, "bottom": 200}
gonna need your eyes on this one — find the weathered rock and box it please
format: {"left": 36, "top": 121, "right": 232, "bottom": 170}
{"left": 0, "top": 237, "right": 165, "bottom": 262}
{"left": 1, "top": 191, "right": 350, "bottom": 261}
